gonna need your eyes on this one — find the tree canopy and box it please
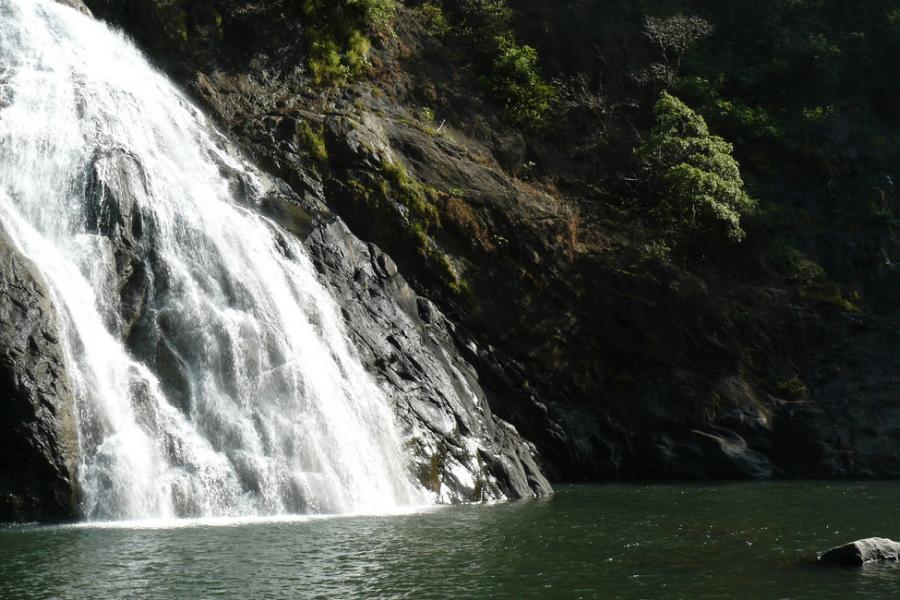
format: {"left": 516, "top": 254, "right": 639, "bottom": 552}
{"left": 638, "top": 92, "right": 755, "bottom": 244}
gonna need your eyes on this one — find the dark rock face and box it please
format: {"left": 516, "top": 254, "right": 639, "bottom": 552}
{"left": 83, "top": 147, "right": 155, "bottom": 340}
{"left": 256, "top": 176, "right": 551, "bottom": 500}
{"left": 770, "top": 312, "right": 900, "bottom": 479}
{"left": 819, "top": 538, "right": 900, "bottom": 567}
{"left": 74, "top": 0, "right": 900, "bottom": 485}
{"left": 0, "top": 228, "right": 78, "bottom": 523}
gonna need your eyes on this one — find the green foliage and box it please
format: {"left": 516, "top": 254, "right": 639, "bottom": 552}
{"left": 767, "top": 243, "right": 826, "bottom": 289}
{"left": 773, "top": 376, "right": 809, "bottom": 402}
{"left": 677, "top": 77, "right": 784, "bottom": 148}
{"left": 302, "top": 0, "right": 396, "bottom": 85}
{"left": 803, "top": 281, "right": 861, "bottom": 312}
{"left": 663, "top": 0, "right": 900, "bottom": 225}
{"left": 175, "top": 10, "right": 189, "bottom": 42}
{"left": 714, "top": 100, "right": 782, "bottom": 140}
{"left": 487, "top": 35, "right": 558, "bottom": 129}
{"left": 415, "top": 2, "right": 450, "bottom": 36}
{"left": 382, "top": 163, "right": 472, "bottom": 295}
{"left": 412, "top": 0, "right": 558, "bottom": 129}
{"left": 637, "top": 92, "right": 755, "bottom": 243}
{"left": 346, "top": 161, "right": 470, "bottom": 296}
{"left": 446, "top": 0, "right": 558, "bottom": 130}
{"left": 418, "top": 106, "right": 436, "bottom": 123}
{"left": 766, "top": 242, "right": 860, "bottom": 311}
{"left": 296, "top": 120, "right": 329, "bottom": 163}
{"left": 381, "top": 161, "right": 441, "bottom": 229}
{"left": 458, "top": 0, "right": 513, "bottom": 41}
{"left": 641, "top": 239, "right": 672, "bottom": 261}
{"left": 800, "top": 105, "right": 836, "bottom": 125}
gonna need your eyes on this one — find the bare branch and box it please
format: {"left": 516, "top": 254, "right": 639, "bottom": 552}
{"left": 643, "top": 14, "right": 713, "bottom": 77}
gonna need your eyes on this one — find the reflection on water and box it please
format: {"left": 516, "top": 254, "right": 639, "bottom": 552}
{"left": 3, "top": 483, "right": 900, "bottom": 599}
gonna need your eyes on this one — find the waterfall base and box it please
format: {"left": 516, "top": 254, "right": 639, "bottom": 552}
{"left": 0, "top": 0, "right": 551, "bottom": 523}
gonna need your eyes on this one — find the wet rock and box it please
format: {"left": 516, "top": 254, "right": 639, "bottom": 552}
{"left": 79, "top": 118, "right": 552, "bottom": 502}
{"left": 84, "top": 147, "right": 156, "bottom": 341}
{"left": 683, "top": 429, "right": 774, "bottom": 479}
{"left": 296, "top": 186, "right": 552, "bottom": 501}
{"left": 54, "top": 0, "right": 93, "bottom": 16}
{"left": 0, "top": 227, "right": 79, "bottom": 523}
{"left": 819, "top": 538, "right": 900, "bottom": 566}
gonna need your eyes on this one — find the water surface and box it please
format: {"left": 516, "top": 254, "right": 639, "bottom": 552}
{"left": 2, "top": 483, "right": 899, "bottom": 599}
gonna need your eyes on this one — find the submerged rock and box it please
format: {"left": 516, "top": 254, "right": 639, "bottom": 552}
{"left": 818, "top": 538, "right": 900, "bottom": 566}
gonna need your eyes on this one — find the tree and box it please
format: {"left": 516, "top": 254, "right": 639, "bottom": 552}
{"left": 489, "top": 34, "right": 558, "bottom": 129}
{"left": 637, "top": 92, "right": 755, "bottom": 243}
{"left": 643, "top": 15, "right": 713, "bottom": 85}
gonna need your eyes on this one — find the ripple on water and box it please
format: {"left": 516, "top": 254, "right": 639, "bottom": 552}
{"left": 3, "top": 484, "right": 900, "bottom": 599}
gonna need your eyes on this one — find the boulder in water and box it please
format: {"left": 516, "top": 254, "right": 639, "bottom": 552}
{"left": 818, "top": 538, "right": 900, "bottom": 566}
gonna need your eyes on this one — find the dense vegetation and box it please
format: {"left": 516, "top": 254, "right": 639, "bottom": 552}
{"left": 504, "top": 0, "right": 900, "bottom": 278}
{"left": 301, "top": 0, "right": 397, "bottom": 84}
{"left": 294, "top": 0, "right": 900, "bottom": 310}
{"left": 380, "top": 0, "right": 897, "bottom": 314}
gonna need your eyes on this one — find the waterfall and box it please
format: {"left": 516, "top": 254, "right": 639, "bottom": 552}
{"left": 0, "top": 0, "right": 426, "bottom": 520}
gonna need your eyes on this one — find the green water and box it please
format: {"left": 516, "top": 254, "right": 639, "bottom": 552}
{"left": 2, "top": 483, "right": 899, "bottom": 599}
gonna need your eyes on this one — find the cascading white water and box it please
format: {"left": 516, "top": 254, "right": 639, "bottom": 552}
{"left": 0, "top": 0, "right": 426, "bottom": 520}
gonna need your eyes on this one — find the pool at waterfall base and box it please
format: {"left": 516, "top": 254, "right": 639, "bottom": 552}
{"left": 3, "top": 483, "right": 900, "bottom": 599}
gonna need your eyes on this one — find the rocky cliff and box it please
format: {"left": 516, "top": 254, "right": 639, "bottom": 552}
{"left": 8, "top": 0, "right": 898, "bottom": 522}
{"left": 255, "top": 174, "right": 551, "bottom": 502}
{"left": 65, "top": 0, "right": 900, "bottom": 486}
{"left": 0, "top": 0, "right": 552, "bottom": 522}
{"left": 0, "top": 227, "right": 78, "bottom": 522}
